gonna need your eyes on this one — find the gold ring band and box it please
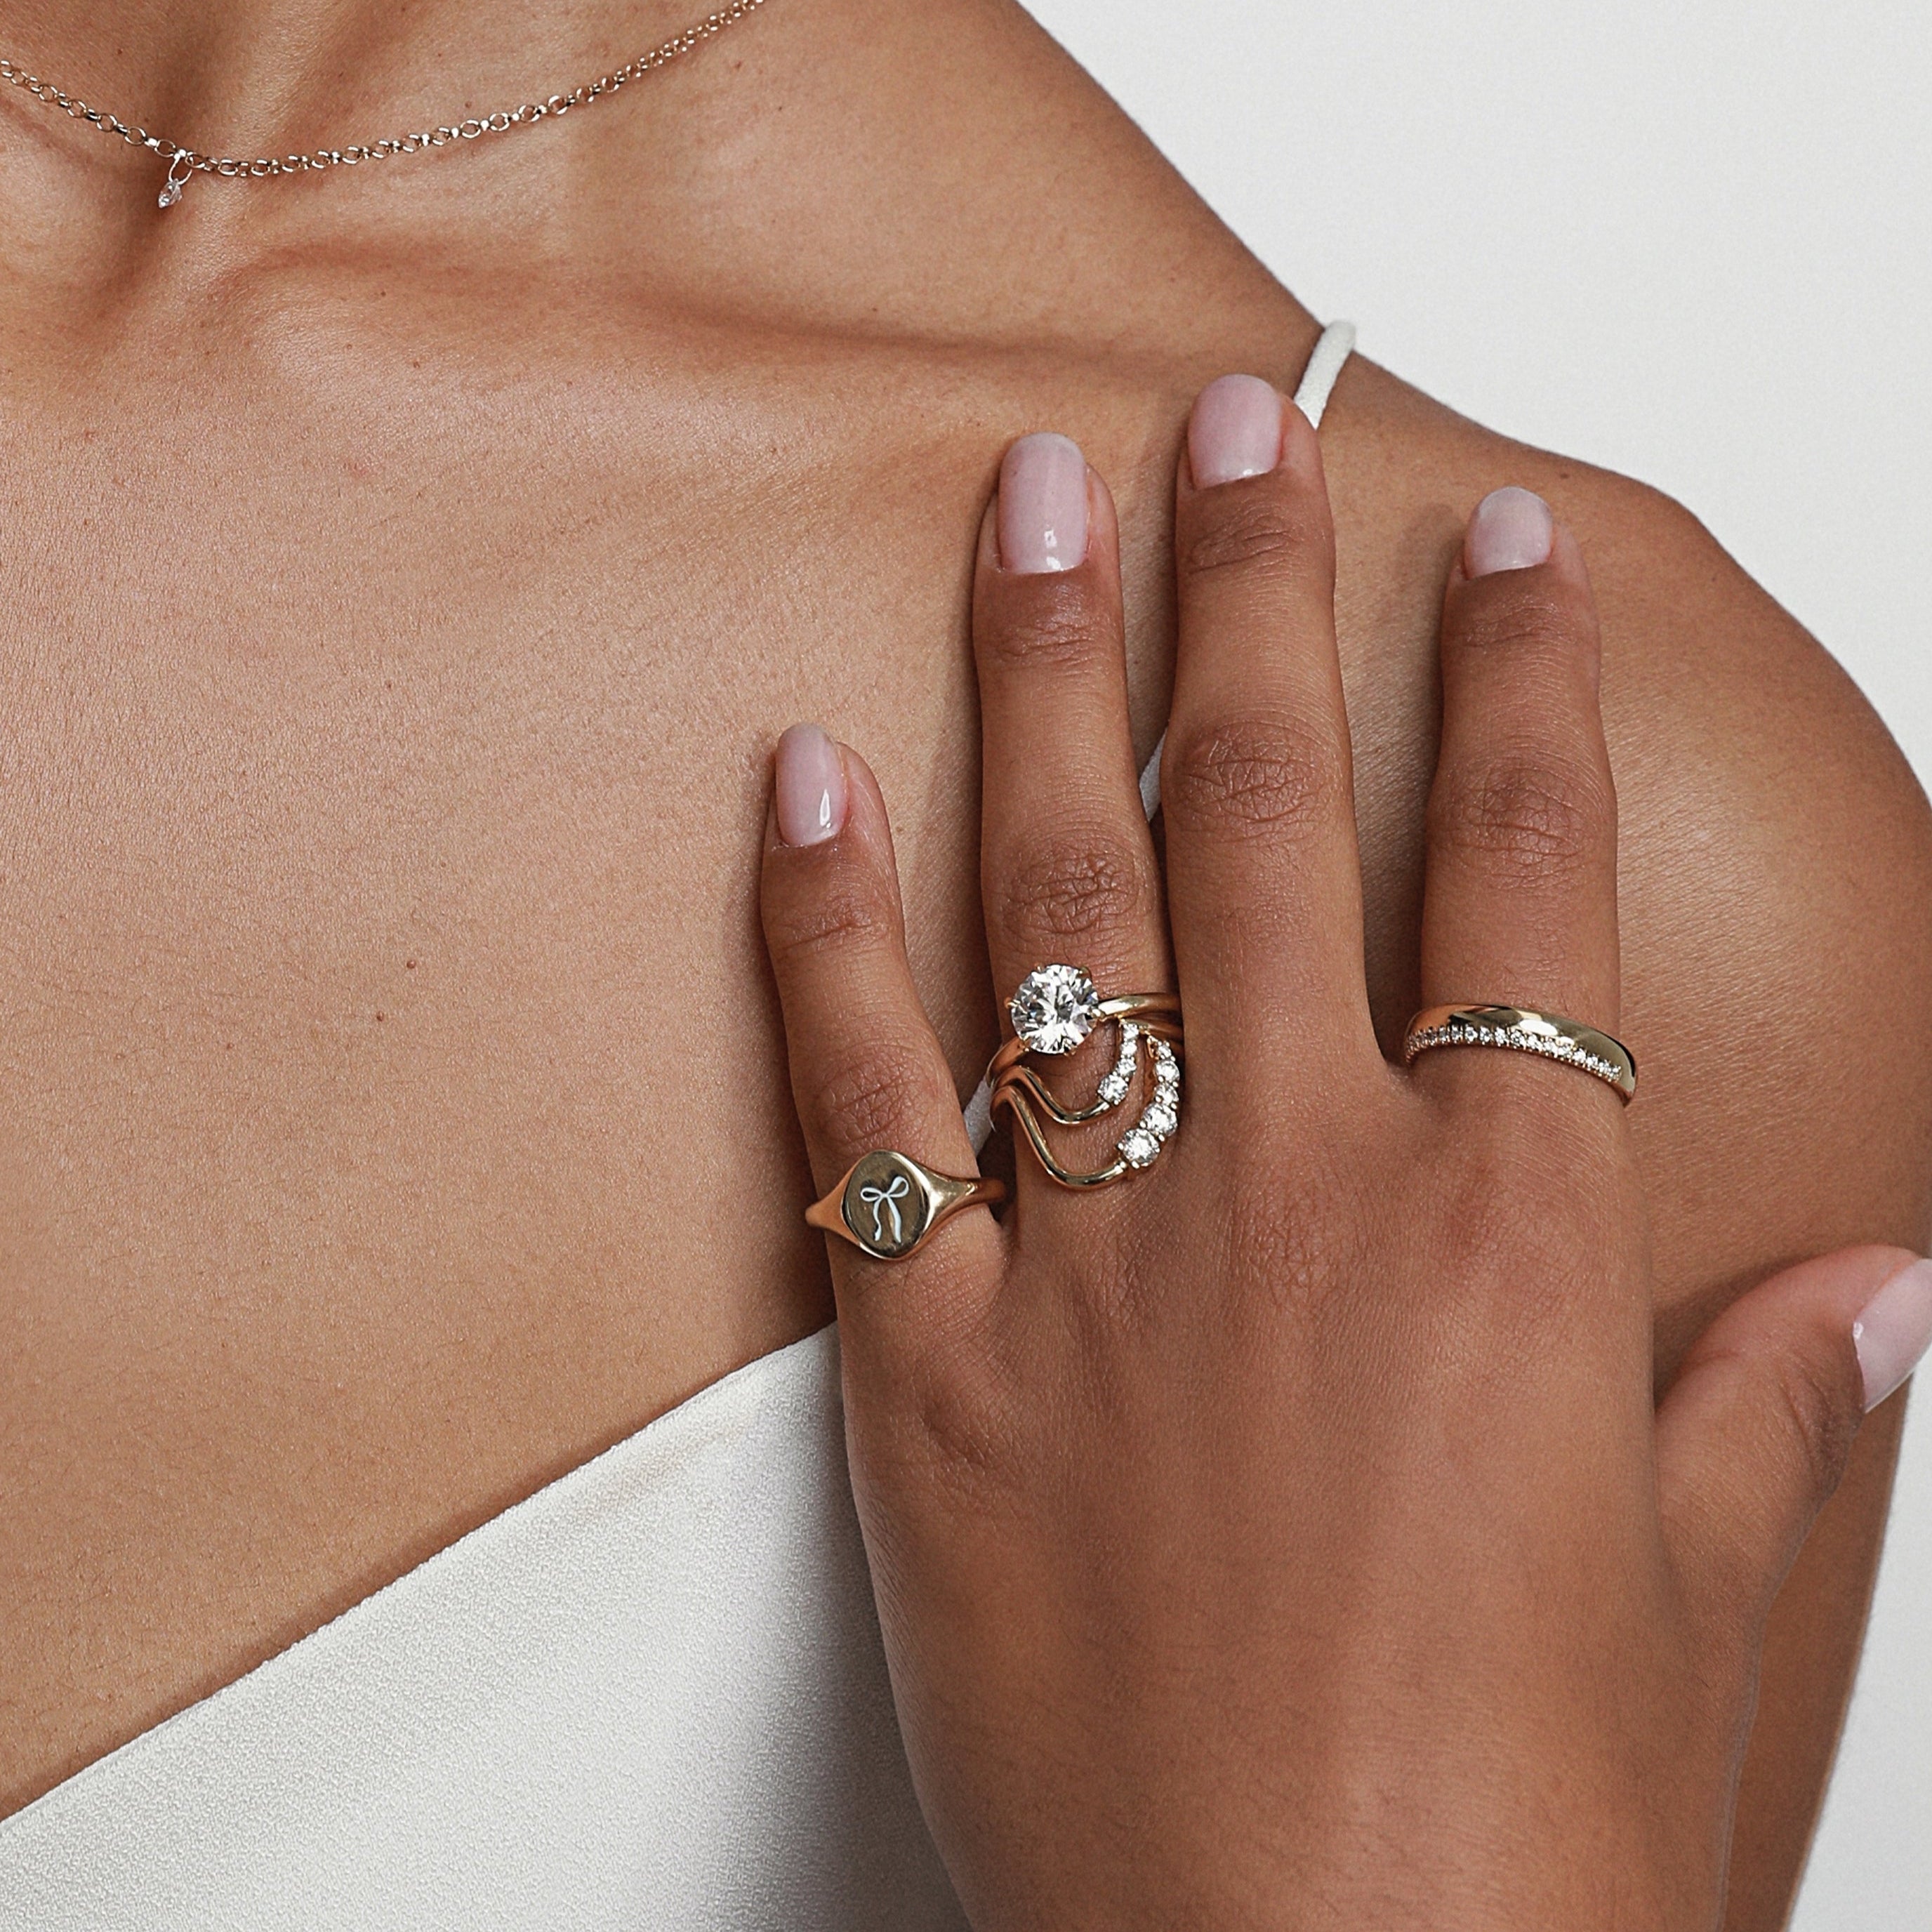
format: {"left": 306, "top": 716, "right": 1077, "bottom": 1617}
{"left": 1403, "top": 1005, "right": 1636, "bottom": 1103}
{"left": 985, "top": 991, "right": 1182, "bottom": 1089}
{"left": 806, "top": 1149, "right": 1005, "bottom": 1262}
{"left": 988, "top": 965, "right": 1184, "bottom": 1187}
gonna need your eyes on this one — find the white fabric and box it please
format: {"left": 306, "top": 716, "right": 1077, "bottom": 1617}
{"left": 0, "top": 324, "right": 1355, "bottom": 1927}
{"left": 967, "top": 319, "right": 1356, "bottom": 1150}
{"left": 0, "top": 1329, "right": 966, "bottom": 1932}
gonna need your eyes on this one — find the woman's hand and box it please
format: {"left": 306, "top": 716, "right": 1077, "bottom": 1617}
{"left": 757, "top": 379, "right": 1932, "bottom": 1931}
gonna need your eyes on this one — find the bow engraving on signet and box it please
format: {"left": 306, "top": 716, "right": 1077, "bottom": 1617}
{"left": 859, "top": 1172, "right": 911, "bottom": 1246}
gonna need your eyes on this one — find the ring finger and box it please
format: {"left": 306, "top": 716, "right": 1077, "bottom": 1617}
{"left": 1417, "top": 487, "right": 1622, "bottom": 1087}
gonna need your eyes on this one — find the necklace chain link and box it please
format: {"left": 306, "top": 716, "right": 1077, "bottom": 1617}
{"left": 0, "top": 0, "right": 767, "bottom": 208}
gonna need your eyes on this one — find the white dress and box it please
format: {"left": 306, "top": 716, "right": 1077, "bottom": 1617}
{"left": 0, "top": 326, "right": 1355, "bottom": 1932}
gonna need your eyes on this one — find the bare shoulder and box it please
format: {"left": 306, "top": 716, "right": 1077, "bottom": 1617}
{"left": 1549, "top": 432, "right": 1932, "bottom": 1319}
{"left": 1580, "top": 455, "right": 1932, "bottom": 1302}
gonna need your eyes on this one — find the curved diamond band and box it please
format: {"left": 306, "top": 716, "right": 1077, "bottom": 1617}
{"left": 1403, "top": 1005, "right": 1636, "bottom": 1104}
{"left": 988, "top": 965, "right": 1184, "bottom": 1188}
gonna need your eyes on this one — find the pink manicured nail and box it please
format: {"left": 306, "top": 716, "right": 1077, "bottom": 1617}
{"left": 1466, "top": 487, "right": 1555, "bottom": 576}
{"left": 999, "top": 433, "right": 1089, "bottom": 574}
{"left": 1189, "top": 374, "right": 1284, "bottom": 487}
{"left": 774, "top": 723, "right": 847, "bottom": 847}
{"left": 1853, "top": 1259, "right": 1932, "bottom": 1410}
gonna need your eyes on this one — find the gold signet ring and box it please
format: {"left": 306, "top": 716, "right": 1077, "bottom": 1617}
{"left": 1403, "top": 1005, "right": 1636, "bottom": 1103}
{"left": 806, "top": 1150, "right": 1005, "bottom": 1262}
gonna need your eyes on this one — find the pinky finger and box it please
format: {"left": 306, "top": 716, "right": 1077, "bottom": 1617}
{"left": 760, "top": 726, "right": 1004, "bottom": 1364}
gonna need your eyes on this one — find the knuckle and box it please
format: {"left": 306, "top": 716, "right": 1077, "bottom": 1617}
{"left": 978, "top": 586, "right": 1111, "bottom": 677}
{"left": 765, "top": 876, "right": 895, "bottom": 978}
{"left": 1449, "top": 583, "right": 1591, "bottom": 665}
{"left": 857, "top": 1307, "right": 1034, "bottom": 1514}
{"left": 1764, "top": 1348, "right": 1862, "bottom": 1509}
{"left": 804, "top": 1037, "right": 952, "bottom": 1155}
{"left": 1182, "top": 493, "right": 1330, "bottom": 585}
{"left": 1415, "top": 1111, "right": 1630, "bottom": 1331}
{"left": 1429, "top": 746, "right": 1612, "bottom": 879}
{"left": 996, "top": 828, "right": 1157, "bottom": 945}
{"left": 906, "top": 1335, "right": 1026, "bottom": 1499}
{"left": 1163, "top": 711, "right": 1347, "bottom": 841}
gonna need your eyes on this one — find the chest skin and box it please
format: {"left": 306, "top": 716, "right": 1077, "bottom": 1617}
{"left": 1, "top": 13, "right": 1928, "bottom": 1922}
{"left": 0, "top": 269, "right": 1311, "bottom": 1801}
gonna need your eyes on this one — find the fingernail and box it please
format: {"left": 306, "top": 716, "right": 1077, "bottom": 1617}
{"left": 1189, "top": 374, "right": 1284, "bottom": 487}
{"left": 1853, "top": 1259, "right": 1932, "bottom": 1410}
{"left": 774, "top": 723, "right": 847, "bottom": 847}
{"left": 1466, "top": 487, "right": 1555, "bottom": 576}
{"left": 998, "top": 433, "right": 1089, "bottom": 574}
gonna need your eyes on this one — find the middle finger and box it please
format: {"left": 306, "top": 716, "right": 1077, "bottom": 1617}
{"left": 974, "top": 432, "right": 1170, "bottom": 1021}
{"left": 1160, "top": 377, "right": 1375, "bottom": 1076}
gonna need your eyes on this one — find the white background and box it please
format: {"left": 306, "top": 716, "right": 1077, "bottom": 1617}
{"left": 1019, "top": 4, "right": 1931, "bottom": 1924}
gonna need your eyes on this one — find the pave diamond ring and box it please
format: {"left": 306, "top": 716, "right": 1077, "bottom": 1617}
{"left": 1403, "top": 1005, "right": 1636, "bottom": 1103}
{"left": 988, "top": 965, "right": 1184, "bottom": 1187}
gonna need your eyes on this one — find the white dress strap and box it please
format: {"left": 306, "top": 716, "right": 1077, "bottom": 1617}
{"left": 1290, "top": 318, "right": 1357, "bottom": 435}
{"left": 963, "top": 321, "right": 1356, "bottom": 1153}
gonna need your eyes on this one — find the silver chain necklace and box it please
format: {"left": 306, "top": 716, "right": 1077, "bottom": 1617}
{"left": 0, "top": 0, "right": 767, "bottom": 209}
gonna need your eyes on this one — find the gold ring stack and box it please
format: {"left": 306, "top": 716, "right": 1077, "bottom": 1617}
{"left": 1403, "top": 1005, "right": 1636, "bottom": 1102}
{"left": 989, "top": 965, "right": 1184, "bottom": 1187}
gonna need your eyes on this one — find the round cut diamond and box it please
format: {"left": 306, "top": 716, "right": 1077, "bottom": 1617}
{"left": 1095, "top": 1026, "right": 1140, "bottom": 1105}
{"left": 1118, "top": 1126, "right": 1160, "bottom": 1168}
{"left": 1009, "top": 964, "right": 1101, "bottom": 1055}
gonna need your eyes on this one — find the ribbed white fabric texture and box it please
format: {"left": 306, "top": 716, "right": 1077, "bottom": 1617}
{"left": 0, "top": 325, "right": 1354, "bottom": 1928}
{"left": 963, "top": 320, "right": 1356, "bottom": 1153}
{"left": 0, "top": 1330, "right": 966, "bottom": 1932}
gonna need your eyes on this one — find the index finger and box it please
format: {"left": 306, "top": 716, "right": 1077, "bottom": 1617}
{"left": 760, "top": 727, "right": 1003, "bottom": 1345}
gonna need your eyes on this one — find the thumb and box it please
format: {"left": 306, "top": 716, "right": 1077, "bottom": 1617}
{"left": 1656, "top": 1246, "right": 1932, "bottom": 1633}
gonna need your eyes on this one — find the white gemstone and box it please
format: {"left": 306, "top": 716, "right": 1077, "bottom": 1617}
{"left": 1009, "top": 964, "right": 1101, "bottom": 1055}
{"left": 1143, "top": 1099, "right": 1177, "bottom": 1137}
{"left": 1097, "top": 1026, "right": 1139, "bottom": 1104}
{"left": 1118, "top": 1127, "right": 1160, "bottom": 1167}
{"left": 158, "top": 183, "right": 181, "bottom": 208}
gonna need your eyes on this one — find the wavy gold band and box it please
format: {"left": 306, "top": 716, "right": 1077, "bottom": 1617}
{"left": 1403, "top": 1005, "right": 1636, "bottom": 1103}
{"left": 987, "top": 967, "right": 1185, "bottom": 1188}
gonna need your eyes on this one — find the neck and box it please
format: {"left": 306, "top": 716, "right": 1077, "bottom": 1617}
{"left": 1, "top": 0, "right": 1309, "bottom": 375}
{"left": 6, "top": 0, "right": 727, "bottom": 168}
